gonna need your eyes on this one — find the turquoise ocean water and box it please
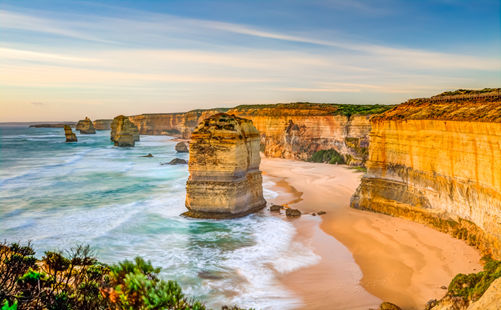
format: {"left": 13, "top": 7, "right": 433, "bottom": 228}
{"left": 0, "top": 126, "right": 319, "bottom": 309}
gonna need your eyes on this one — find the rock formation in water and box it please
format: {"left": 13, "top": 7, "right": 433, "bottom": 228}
{"left": 76, "top": 117, "right": 96, "bottom": 134}
{"left": 351, "top": 90, "right": 501, "bottom": 259}
{"left": 175, "top": 141, "right": 189, "bottom": 153}
{"left": 110, "top": 115, "right": 140, "bottom": 147}
{"left": 64, "top": 125, "right": 77, "bottom": 142}
{"left": 127, "top": 103, "right": 393, "bottom": 166}
{"left": 184, "top": 113, "right": 266, "bottom": 218}
{"left": 93, "top": 119, "right": 112, "bottom": 130}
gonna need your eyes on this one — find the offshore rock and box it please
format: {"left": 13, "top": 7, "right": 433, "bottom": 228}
{"left": 111, "top": 115, "right": 140, "bottom": 147}
{"left": 164, "top": 158, "right": 187, "bottom": 165}
{"left": 175, "top": 141, "right": 189, "bottom": 153}
{"left": 184, "top": 113, "right": 266, "bottom": 218}
{"left": 351, "top": 90, "right": 501, "bottom": 259}
{"left": 285, "top": 208, "right": 301, "bottom": 217}
{"left": 76, "top": 117, "right": 96, "bottom": 134}
{"left": 64, "top": 125, "right": 77, "bottom": 142}
{"left": 93, "top": 119, "right": 112, "bottom": 130}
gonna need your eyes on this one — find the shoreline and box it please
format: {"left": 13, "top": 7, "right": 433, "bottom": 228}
{"left": 261, "top": 157, "right": 482, "bottom": 310}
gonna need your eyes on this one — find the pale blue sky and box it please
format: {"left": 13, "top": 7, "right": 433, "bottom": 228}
{"left": 1, "top": 0, "right": 500, "bottom": 121}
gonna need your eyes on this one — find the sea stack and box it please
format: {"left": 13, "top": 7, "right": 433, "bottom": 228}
{"left": 64, "top": 125, "right": 77, "bottom": 142}
{"left": 75, "top": 117, "right": 96, "bottom": 134}
{"left": 184, "top": 113, "right": 266, "bottom": 218}
{"left": 111, "top": 115, "right": 140, "bottom": 147}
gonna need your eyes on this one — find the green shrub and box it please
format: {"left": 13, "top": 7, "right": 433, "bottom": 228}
{"left": 309, "top": 149, "right": 345, "bottom": 164}
{"left": 448, "top": 257, "right": 501, "bottom": 301}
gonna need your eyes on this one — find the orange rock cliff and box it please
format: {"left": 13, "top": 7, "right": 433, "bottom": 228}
{"left": 351, "top": 90, "right": 501, "bottom": 259}
{"left": 128, "top": 103, "right": 392, "bottom": 165}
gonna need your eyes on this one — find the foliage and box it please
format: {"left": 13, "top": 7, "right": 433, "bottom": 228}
{"left": 308, "top": 149, "right": 345, "bottom": 164}
{"left": 232, "top": 102, "right": 394, "bottom": 117}
{"left": 0, "top": 242, "right": 246, "bottom": 310}
{"left": 435, "top": 88, "right": 500, "bottom": 97}
{"left": 448, "top": 256, "right": 501, "bottom": 301}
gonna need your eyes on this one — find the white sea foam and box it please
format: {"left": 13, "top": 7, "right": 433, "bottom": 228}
{"left": 0, "top": 130, "right": 321, "bottom": 309}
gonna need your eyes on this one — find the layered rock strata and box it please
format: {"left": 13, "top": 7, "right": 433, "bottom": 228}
{"left": 184, "top": 113, "right": 266, "bottom": 218}
{"left": 128, "top": 103, "right": 392, "bottom": 166}
{"left": 64, "top": 125, "right": 77, "bottom": 142}
{"left": 76, "top": 117, "right": 96, "bottom": 134}
{"left": 93, "top": 119, "right": 112, "bottom": 130}
{"left": 111, "top": 115, "right": 140, "bottom": 147}
{"left": 351, "top": 91, "right": 501, "bottom": 259}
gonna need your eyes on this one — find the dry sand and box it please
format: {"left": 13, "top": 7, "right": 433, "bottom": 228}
{"left": 260, "top": 157, "right": 482, "bottom": 310}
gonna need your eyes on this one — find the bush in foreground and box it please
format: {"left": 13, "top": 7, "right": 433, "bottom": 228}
{"left": 0, "top": 242, "right": 245, "bottom": 310}
{"left": 308, "top": 149, "right": 345, "bottom": 164}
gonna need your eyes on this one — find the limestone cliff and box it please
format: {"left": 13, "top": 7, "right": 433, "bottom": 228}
{"left": 64, "top": 125, "right": 77, "bottom": 142}
{"left": 93, "top": 119, "right": 112, "bottom": 130}
{"left": 351, "top": 90, "right": 501, "bottom": 258}
{"left": 110, "top": 115, "right": 140, "bottom": 147}
{"left": 128, "top": 109, "right": 226, "bottom": 138}
{"left": 128, "top": 103, "right": 392, "bottom": 166}
{"left": 184, "top": 113, "right": 266, "bottom": 218}
{"left": 75, "top": 117, "right": 96, "bottom": 134}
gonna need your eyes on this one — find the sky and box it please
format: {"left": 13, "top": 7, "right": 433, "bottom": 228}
{"left": 0, "top": 0, "right": 500, "bottom": 121}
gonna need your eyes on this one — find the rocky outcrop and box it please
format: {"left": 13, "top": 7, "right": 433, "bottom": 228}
{"left": 128, "top": 103, "right": 392, "bottom": 166}
{"left": 184, "top": 113, "right": 266, "bottom": 218}
{"left": 76, "top": 117, "right": 96, "bottom": 134}
{"left": 64, "top": 125, "right": 77, "bottom": 142}
{"left": 93, "top": 119, "right": 112, "bottom": 130}
{"left": 110, "top": 115, "right": 140, "bottom": 147}
{"left": 351, "top": 90, "right": 501, "bottom": 258}
{"left": 175, "top": 142, "right": 189, "bottom": 153}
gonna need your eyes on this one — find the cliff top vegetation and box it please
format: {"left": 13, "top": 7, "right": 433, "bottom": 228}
{"left": 372, "top": 89, "right": 501, "bottom": 122}
{"left": 229, "top": 102, "right": 394, "bottom": 117}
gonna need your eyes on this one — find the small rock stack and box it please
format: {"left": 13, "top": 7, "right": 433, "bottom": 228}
{"left": 64, "top": 125, "right": 77, "bottom": 142}
{"left": 184, "top": 113, "right": 266, "bottom": 218}
{"left": 76, "top": 117, "right": 96, "bottom": 134}
{"left": 110, "top": 115, "right": 140, "bottom": 147}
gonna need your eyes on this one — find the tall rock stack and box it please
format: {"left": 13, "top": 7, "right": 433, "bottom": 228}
{"left": 184, "top": 113, "right": 266, "bottom": 218}
{"left": 111, "top": 115, "right": 140, "bottom": 147}
{"left": 64, "top": 125, "right": 77, "bottom": 142}
{"left": 75, "top": 117, "right": 96, "bottom": 134}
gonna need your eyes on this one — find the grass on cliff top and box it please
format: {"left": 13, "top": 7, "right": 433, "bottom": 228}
{"left": 434, "top": 88, "right": 500, "bottom": 97}
{"left": 232, "top": 102, "right": 394, "bottom": 116}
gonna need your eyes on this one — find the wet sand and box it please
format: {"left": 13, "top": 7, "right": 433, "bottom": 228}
{"left": 261, "top": 158, "right": 482, "bottom": 310}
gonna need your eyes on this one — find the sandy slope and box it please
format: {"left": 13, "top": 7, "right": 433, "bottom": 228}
{"left": 261, "top": 157, "right": 481, "bottom": 310}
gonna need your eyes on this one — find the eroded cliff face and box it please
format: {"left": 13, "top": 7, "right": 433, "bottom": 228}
{"left": 128, "top": 110, "right": 225, "bottom": 138}
{"left": 128, "top": 103, "right": 388, "bottom": 165}
{"left": 227, "top": 105, "right": 373, "bottom": 165}
{"left": 351, "top": 92, "right": 501, "bottom": 258}
{"left": 93, "top": 119, "right": 112, "bottom": 130}
{"left": 184, "top": 113, "right": 266, "bottom": 218}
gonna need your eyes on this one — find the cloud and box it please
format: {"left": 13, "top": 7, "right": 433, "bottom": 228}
{"left": 31, "top": 102, "right": 44, "bottom": 105}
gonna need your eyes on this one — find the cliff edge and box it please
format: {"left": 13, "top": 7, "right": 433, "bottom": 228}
{"left": 351, "top": 90, "right": 501, "bottom": 259}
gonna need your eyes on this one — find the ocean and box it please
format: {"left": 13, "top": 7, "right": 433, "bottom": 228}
{"left": 0, "top": 126, "right": 320, "bottom": 309}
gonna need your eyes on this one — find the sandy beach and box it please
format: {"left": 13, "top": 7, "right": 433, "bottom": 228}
{"left": 261, "top": 157, "right": 482, "bottom": 310}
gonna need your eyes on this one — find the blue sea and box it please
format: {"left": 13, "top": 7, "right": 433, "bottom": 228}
{"left": 0, "top": 126, "right": 320, "bottom": 309}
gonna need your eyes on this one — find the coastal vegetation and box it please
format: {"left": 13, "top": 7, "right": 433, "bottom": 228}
{"left": 232, "top": 102, "right": 394, "bottom": 117}
{"left": 308, "top": 149, "right": 345, "bottom": 164}
{"left": 0, "top": 242, "right": 245, "bottom": 310}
